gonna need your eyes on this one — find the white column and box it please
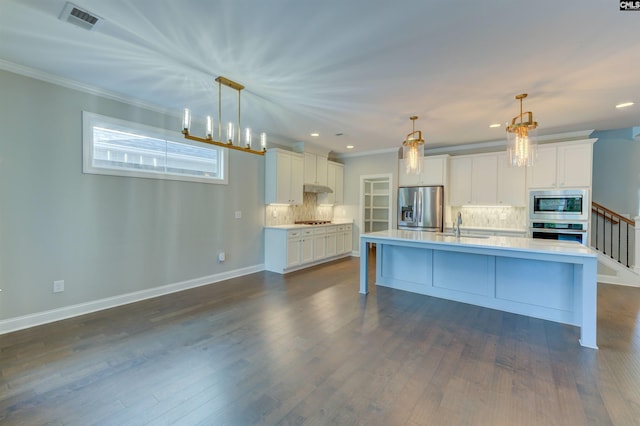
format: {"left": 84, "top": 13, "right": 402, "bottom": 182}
{"left": 634, "top": 217, "right": 640, "bottom": 274}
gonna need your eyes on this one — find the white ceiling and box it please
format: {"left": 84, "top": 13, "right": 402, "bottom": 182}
{"left": 1, "top": 0, "right": 639, "bottom": 155}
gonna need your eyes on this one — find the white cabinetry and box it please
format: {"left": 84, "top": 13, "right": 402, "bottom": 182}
{"left": 265, "top": 224, "right": 353, "bottom": 274}
{"left": 265, "top": 149, "right": 304, "bottom": 205}
{"left": 449, "top": 157, "right": 472, "bottom": 205}
{"left": 471, "top": 154, "right": 498, "bottom": 205}
{"left": 304, "top": 153, "right": 328, "bottom": 185}
{"left": 527, "top": 140, "right": 595, "bottom": 189}
{"left": 339, "top": 224, "right": 353, "bottom": 254}
{"left": 399, "top": 155, "right": 448, "bottom": 186}
{"left": 449, "top": 153, "right": 525, "bottom": 206}
{"left": 285, "top": 229, "right": 314, "bottom": 268}
{"left": 497, "top": 153, "right": 526, "bottom": 206}
{"left": 318, "top": 161, "right": 344, "bottom": 205}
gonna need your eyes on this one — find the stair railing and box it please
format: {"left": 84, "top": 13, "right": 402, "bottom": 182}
{"left": 591, "top": 201, "right": 634, "bottom": 268}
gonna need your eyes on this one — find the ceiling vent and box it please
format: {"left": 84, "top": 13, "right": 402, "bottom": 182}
{"left": 58, "top": 2, "right": 103, "bottom": 31}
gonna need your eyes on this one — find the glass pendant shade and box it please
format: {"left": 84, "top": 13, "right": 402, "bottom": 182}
{"left": 506, "top": 93, "right": 538, "bottom": 167}
{"left": 507, "top": 125, "right": 537, "bottom": 167}
{"left": 402, "top": 115, "right": 425, "bottom": 175}
{"left": 403, "top": 139, "right": 424, "bottom": 174}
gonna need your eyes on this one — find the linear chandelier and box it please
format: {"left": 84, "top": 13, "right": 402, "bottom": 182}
{"left": 402, "top": 116, "right": 425, "bottom": 174}
{"left": 506, "top": 93, "right": 537, "bottom": 167}
{"left": 181, "top": 76, "right": 266, "bottom": 156}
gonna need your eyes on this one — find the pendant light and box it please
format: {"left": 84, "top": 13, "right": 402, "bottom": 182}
{"left": 506, "top": 93, "right": 538, "bottom": 167}
{"left": 402, "top": 116, "right": 425, "bottom": 174}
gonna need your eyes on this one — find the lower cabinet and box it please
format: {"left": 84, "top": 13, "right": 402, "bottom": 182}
{"left": 265, "top": 224, "right": 353, "bottom": 273}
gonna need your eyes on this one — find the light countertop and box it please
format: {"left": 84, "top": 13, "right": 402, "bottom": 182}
{"left": 443, "top": 226, "right": 528, "bottom": 234}
{"left": 361, "top": 229, "right": 596, "bottom": 258}
{"left": 265, "top": 219, "right": 354, "bottom": 230}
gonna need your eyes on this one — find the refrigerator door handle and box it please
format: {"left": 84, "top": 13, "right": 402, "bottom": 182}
{"left": 417, "top": 190, "right": 422, "bottom": 226}
{"left": 413, "top": 191, "right": 418, "bottom": 224}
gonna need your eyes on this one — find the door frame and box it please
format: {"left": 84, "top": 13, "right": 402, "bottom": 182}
{"left": 359, "top": 173, "right": 394, "bottom": 240}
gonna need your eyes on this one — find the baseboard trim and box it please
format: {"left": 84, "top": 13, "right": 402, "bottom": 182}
{"left": 0, "top": 264, "right": 264, "bottom": 335}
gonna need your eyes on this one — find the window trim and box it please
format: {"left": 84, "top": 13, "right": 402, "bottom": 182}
{"left": 82, "top": 111, "right": 228, "bottom": 184}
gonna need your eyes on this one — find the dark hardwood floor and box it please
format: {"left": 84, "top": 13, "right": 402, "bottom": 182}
{"left": 2, "top": 253, "right": 640, "bottom": 425}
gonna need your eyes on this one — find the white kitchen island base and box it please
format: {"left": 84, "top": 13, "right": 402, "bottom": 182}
{"left": 360, "top": 230, "right": 598, "bottom": 349}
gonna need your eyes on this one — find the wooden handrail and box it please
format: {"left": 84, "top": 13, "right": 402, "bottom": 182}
{"left": 592, "top": 210, "right": 619, "bottom": 225}
{"left": 592, "top": 201, "right": 635, "bottom": 226}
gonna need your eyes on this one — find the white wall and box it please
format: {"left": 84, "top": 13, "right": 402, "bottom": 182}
{"left": 340, "top": 150, "right": 399, "bottom": 252}
{"left": 592, "top": 128, "right": 640, "bottom": 217}
{"left": 0, "top": 70, "right": 265, "bottom": 321}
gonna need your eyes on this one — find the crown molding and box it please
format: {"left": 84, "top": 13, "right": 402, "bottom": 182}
{"left": 0, "top": 59, "right": 176, "bottom": 117}
{"left": 333, "top": 146, "right": 399, "bottom": 159}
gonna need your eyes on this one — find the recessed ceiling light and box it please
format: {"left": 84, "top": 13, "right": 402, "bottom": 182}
{"left": 616, "top": 102, "right": 635, "bottom": 109}
{"left": 310, "top": 132, "right": 320, "bottom": 137}
{"left": 346, "top": 145, "right": 354, "bottom": 149}
{"left": 489, "top": 123, "right": 501, "bottom": 128}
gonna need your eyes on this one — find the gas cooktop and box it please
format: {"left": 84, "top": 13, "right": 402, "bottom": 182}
{"left": 294, "top": 220, "right": 332, "bottom": 225}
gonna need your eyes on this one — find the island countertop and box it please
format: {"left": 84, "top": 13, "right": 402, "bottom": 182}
{"left": 362, "top": 229, "right": 596, "bottom": 258}
{"left": 360, "top": 229, "right": 598, "bottom": 349}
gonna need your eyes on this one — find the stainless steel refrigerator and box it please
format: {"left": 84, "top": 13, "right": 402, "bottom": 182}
{"left": 398, "top": 185, "right": 443, "bottom": 231}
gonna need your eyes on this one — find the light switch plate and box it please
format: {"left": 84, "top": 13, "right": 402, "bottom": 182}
{"left": 235, "top": 211, "right": 242, "bottom": 219}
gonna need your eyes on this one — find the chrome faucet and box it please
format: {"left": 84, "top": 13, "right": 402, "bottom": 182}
{"left": 454, "top": 212, "right": 462, "bottom": 237}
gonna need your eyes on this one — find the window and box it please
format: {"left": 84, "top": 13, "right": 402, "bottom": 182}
{"left": 82, "top": 111, "right": 227, "bottom": 184}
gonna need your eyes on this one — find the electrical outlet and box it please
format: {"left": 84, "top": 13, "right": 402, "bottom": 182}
{"left": 272, "top": 209, "right": 278, "bottom": 218}
{"left": 53, "top": 280, "right": 65, "bottom": 293}
{"left": 218, "top": 252, "right": 226, "bottom": 263}
{"left": 235, "top": 211, "right": 242, "bottom": 219}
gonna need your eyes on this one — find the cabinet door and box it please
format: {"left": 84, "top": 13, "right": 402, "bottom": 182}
{"left": 334, "top": 163, "right": 344, "bottom": 205}
{"left": 276, "top": 153, "right": 293, "bottom": 204}
{"left": 422, "top": 157, "right": 445, "bottom": 185}
{"left": 449, "top": 157, "right": 472, "bottom": 206}
{"left": 335, "top": 229, "right": 345, "bottom": 254}
{"left": 344, "top": 229, "right": 353, "bottom": 253}
{"left": 316, "top": 156, "right": 328, "bottom": 186}
{"left": 527, "top": 146, "right": 557, "bottom": 188}
{"left": 497, "top": 153, "right": 526, "bottom": 206}
{"left": 290, "top": 154, "right": 304, "bottom": 204}
{"left": 314, "top": 234, "right": 326, "bottom": 260}
{"left": 557, "top": 144, "right": 592, "bottom": 188}
{"left": 326, "top": 230, "right": 337, "bottom": 257}
{"left": 324, "top": 163, "right": 337, "bottom": 205}
{"left": 286, "top": 238, "right": 300, "bottom": 268}
{"left": 471, "top": 155, "right": 498, "bottom": 205}
{"left": 301, "top": 236, "right": 314, "bottom": 263}
{"left": 304, "top": 153, "right": 316, "bottom": 184}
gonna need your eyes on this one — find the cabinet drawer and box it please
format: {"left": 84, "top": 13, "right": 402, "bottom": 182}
{"left": 287, "top": 230, "right": 301, "bottom": 238}
{"left": 344, "top": 224, "right": 353, "bottom": 231}
{"left": 302, "top": 229, "right": 314, "bottom": 237}
{"left": 314, "top": 227, "right": 327, "bottom": 235}
{"left": 336, "top": 225, "right": 345, "bottom": 231}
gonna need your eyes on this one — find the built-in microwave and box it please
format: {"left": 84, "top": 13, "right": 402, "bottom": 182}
{"left": 529, "top": 189, "right": 589, "bottom": 221}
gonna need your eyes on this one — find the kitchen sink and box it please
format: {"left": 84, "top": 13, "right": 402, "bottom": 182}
{"left": 437, "top": 232, "right": 489, "bottom": 239}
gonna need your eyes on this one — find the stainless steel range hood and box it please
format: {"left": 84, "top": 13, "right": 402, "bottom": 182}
{"left": 303, "top": 184, "right": 333, "bottom": 193}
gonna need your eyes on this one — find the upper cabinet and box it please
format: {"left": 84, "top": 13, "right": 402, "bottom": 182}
{"left": 304, "top": 153, "right": 328, "bottom": 185}
{"left": 265, "top": 149, "right": 304, "bottom": 205}
{"left": 398, "top": 155, "right": 448, "bottom": 187}
{"left": 449, "top": 152, "right": 526, "bottom": 207}
{"left": 449, "top": 156, "right": 473, "bottom": 205}
{"left": 527, "top": 140, "right": 595, "bottom": 189}
{"left": 318, "top": 161, "right": 344, "bottom": 205}
{"left": 496, "top": 153, "right": 526, "bottom": 206}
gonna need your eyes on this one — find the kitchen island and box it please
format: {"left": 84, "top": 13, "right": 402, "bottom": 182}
{"left": 359, "top": 230, "right": 598, "bottom": 348}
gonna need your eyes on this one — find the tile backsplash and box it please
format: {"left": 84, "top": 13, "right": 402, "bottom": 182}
{"left": 265, "top": 193, "right": 333, "bottom": 226}
{"left": 448, "top": 206, "right": 527, "bottom": 230}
